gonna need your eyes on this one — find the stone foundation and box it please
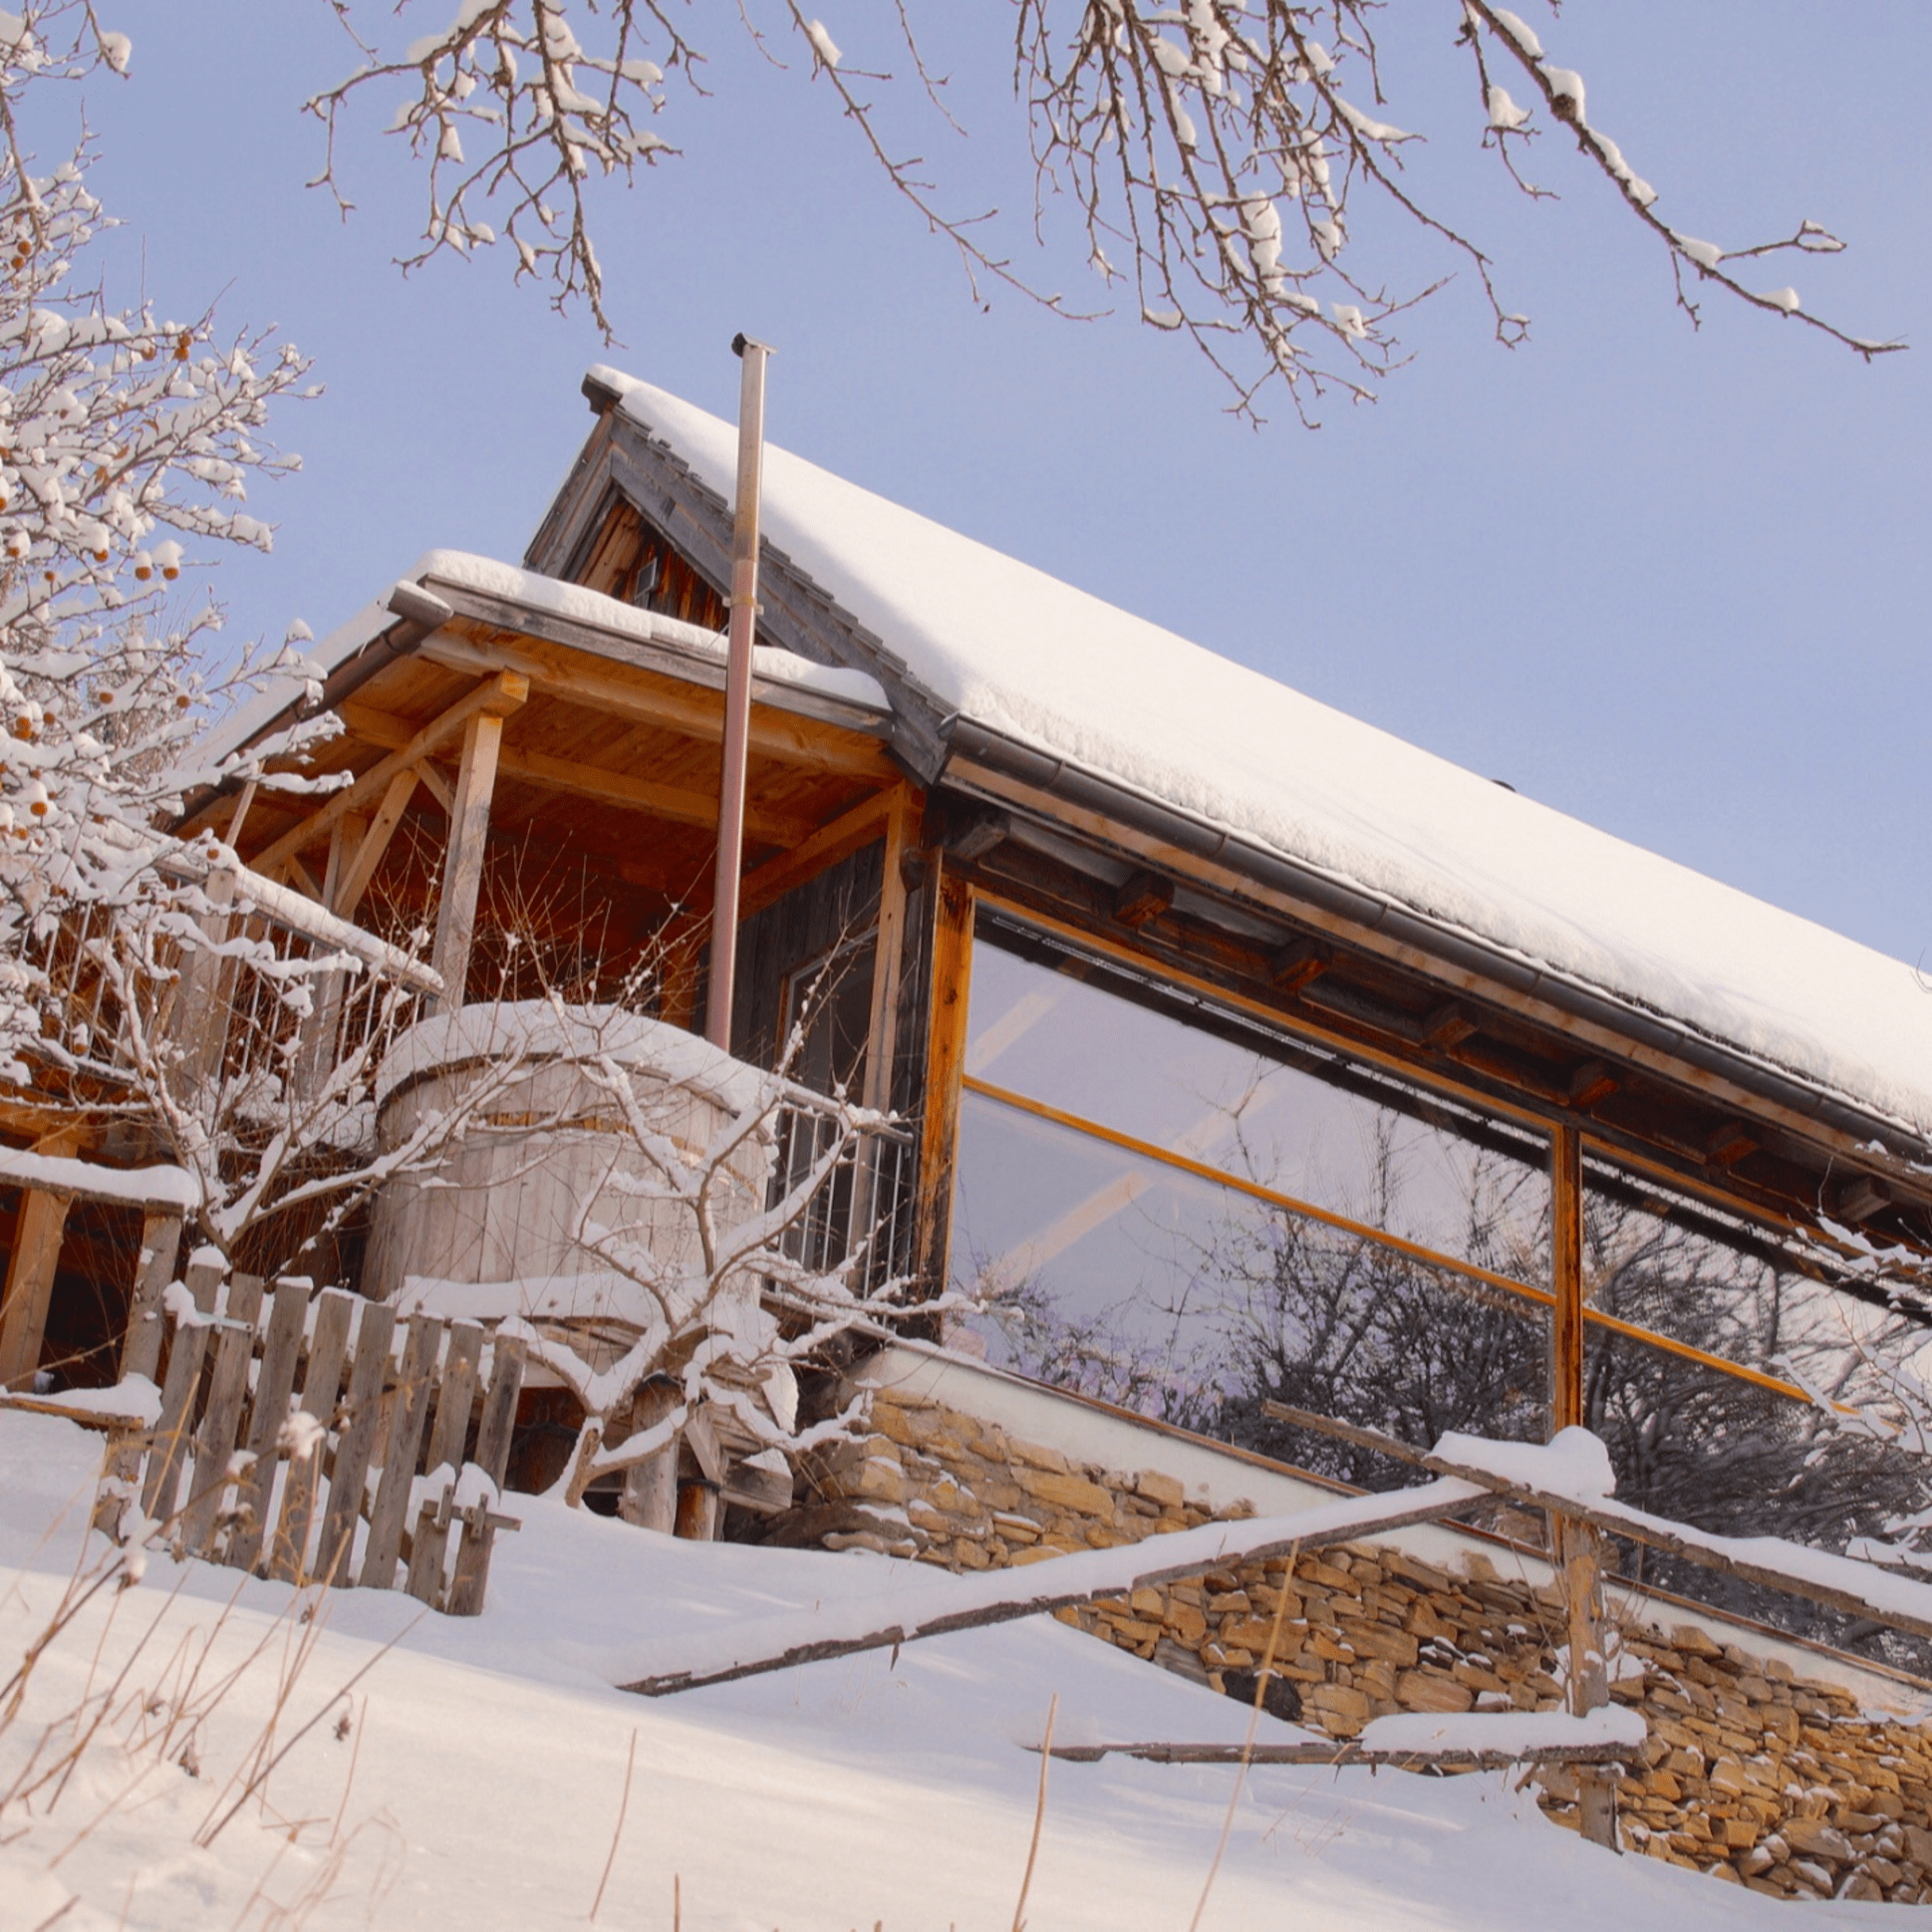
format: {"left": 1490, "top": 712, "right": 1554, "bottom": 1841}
{"left": 794, "top": 1373, "right": 1932, "bottom": 1905}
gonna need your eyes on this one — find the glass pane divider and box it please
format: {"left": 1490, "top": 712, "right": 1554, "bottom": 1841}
{"left": 965, "top": 1071, "right": 1828, "bottom": 1413}
{"left": 962, "top": 1069, "right": 1555, "bottom": 1310}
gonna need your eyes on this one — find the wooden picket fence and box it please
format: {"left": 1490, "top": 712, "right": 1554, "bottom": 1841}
{"left": 102, "top": 1278, "right": 525, "bottom": 1615}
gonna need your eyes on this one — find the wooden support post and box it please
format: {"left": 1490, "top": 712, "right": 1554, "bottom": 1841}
{"left": 1549, "top": 1120, "right": 1615, "bottom": 1850}
{"left": 846, "top": 789, "right": 915, "bottom": 1259}
{"left": 912, "top": 861, "right": 974, "bottom": 1297}
{"left": 618, "top": 1381, "right": 680, "bottom": 1534}
{"left": 291, "top": 816, "right": 365, "bottom": 1098}
{"left": 0, "top": 1124, "right": 82, "bottom": 1393}
{"left": 675, "top": 1481, "right": 720, "bottom": 1542}
{"left": 0, "top": 1185, "right": 73, "bottom": 1392}
{"left": 1552, "top": 1123, "right": 1584, "bottom": 1436}
{"left": 862, "top": 790, "right": 913, "bottom": 1120}
{"left": 428, "top": 708, "right": 507, "bottom": 1013}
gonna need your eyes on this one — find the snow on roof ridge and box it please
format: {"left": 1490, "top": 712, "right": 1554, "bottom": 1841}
{"left": 590, "top": 365, "right": 1932, "bottom": 1148}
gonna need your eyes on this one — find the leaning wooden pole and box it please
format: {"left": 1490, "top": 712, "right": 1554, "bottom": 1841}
{"left": 704, "top": 333, "right": 773, "bottom": 1051}
{"left": 1550, "top": 1119, "right": 1616, "bottom": 1850}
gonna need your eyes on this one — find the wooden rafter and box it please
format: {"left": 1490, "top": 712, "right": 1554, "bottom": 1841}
{"left": 408, "top": 630, "right": 895, "bottom": 776}
{"left": 333, "top": 769, "right": 419, "bottom": 920}
{"left": 250, "top": 672, "right": 529, "bottom": 883}
{"left": 488, "top": 741, "right": 818, "bottom": 850}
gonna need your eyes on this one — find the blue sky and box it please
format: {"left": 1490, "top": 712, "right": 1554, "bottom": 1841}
{"left": 55, "top": 2, "right": 1932, "bottom": 966}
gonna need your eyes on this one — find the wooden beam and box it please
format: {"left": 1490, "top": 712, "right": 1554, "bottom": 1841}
{"left": 913, "top": 862, "right": 975, "bottom": 1293}
{"left": 1704, "top": 1121, "right": 1758, "bottom": 1170}
{"left": 0, "top": 1126, "right": 81, "bottom": 1392}
{"left": 1837, "top": 1176, "right": 1890, "bottom": 1222}
{"left": 1421, "top": 1001, "right": 1479, "bottom": 1048}
{"left": 739, "top": 787, "right": 895, "bottom": 925}
{"left": 1545, "top": 1119, "right": 1613, "bottom": 1847}
{"left": 1568, "top": 1060, "right": 1619, "bottom": 1111}
{"left": 333, "top": 769, "right": 419, "bottom": 920}
{"left": 1551, "top": 1121, "right": 1584, "bottom": 1434}
{"left": 320, "top": 813, "right": 363, "bottom": 910}
{"left": 411, "top": 631, "right": 895, "bottom": 777}
{"left": 942, "top": 808, "right": 1009, "bottom": 864}
{"left": 281, "top": 852, "right": 323, "bottom": 901}
{"left": 1112, "top": 869, "right": 1174, "bottom": 931}
{"left": 250, "top": 671, "right": 528, "bottom": 880}
{"left": 415, "top": 760, "right": 454, "bottom": 816}
{"left": 430, "top": 709, "right": 505, "bottom": 1010}
{"left": 1421, "top": 1441, "right": 1932, "bottom": 1648}
{"left": 1268, "top": 938, "right": 1330, "bottom": 995}
{"left": 491, "top": 741, "right": 818, "bottom": 851}
{"left": 624, "top": 1476, "right": 1487, "bottom": 1697}
{"left": 862, "top": 789, "right": 914, "bottom": 1119}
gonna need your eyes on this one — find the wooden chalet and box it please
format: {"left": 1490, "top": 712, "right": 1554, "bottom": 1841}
{"left": 6, "top": 363, "right": 1932, "bottom": 1575}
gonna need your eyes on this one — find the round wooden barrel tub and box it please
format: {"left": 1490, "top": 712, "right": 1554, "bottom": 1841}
{"left": 362, "top": 1001, "right": 773, "bottom": 1325}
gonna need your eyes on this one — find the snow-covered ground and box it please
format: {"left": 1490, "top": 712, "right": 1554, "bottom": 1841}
{"left": 0, "top": 1413, "right": 1908, "bottom": 1929}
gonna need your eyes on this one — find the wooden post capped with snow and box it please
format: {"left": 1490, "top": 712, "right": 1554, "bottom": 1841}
{"left": 1549, "top": 1121, "right": 1616, "bottom": 1850}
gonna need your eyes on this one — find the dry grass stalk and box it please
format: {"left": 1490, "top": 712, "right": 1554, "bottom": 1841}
{"left": 1010, "top": 1693, "right": 1058, "bottom": 1932}
{"left": 1187, "top": 1545, "right": 1297, "bottom": 1932}
{"left": 590, "top": 1727, "right": 639, "bottom": 1921}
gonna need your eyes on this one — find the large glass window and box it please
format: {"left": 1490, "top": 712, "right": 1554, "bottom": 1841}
{"left": 951, "top": 916, "right": 1553, "bottom": 1466}
{"left": 1579, "top": 1154, "right": 1932, "bottom": 1659}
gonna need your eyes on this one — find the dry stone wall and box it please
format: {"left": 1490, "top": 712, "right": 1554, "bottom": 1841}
{"left": 789, "top": 1381, "right": 1932, "bottom": 1905}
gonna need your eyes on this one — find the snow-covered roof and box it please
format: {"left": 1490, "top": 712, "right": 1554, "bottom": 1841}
{"left": 590, "top": 367, "right": 1932, "bottom": 1150}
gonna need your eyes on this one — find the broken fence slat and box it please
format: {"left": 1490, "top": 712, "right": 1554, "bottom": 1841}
{"left": 406, "top": 1322, "right": 484, "bottom": 1608}
{"left": 313, "top": 1298, "right": 397, "bottom": 1588}
{"left": 361, "top": 1313, "right": 441, "bottom": 1591}
{"left": 267, "top": 1288, "right": 355, "bottom": 1583}
{"left": 226, "top": 1278, "right": 310, "bottom": 1575}
{"left": 179, "top": 1275, "right": 264, "bottom": 1557}
{"left": 622, "top": 1476, "right": 1489, "bottom": 1698}
{"left": 140, "top": 1321, "right": 209, "bottom": 1527}
{"left": 472, "top": 1333, "right": 525, "bottom": 1489}
{"left": 120, "top": 1211, "right": 182, "bottom": 1386}
{"left": 444, "top": 1333, "right": 530, "bottom": 1616}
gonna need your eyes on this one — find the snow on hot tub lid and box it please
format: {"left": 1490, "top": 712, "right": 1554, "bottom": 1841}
{"left": 375, "top": 999, "right": 769, "bottom": 1116}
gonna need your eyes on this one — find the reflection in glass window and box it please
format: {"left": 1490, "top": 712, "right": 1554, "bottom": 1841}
{"left": 963, "top": 929, "right": 1551, "bottom": 1281}
{"left": 1582, "top": 1319, "right": 1930, "bottom": 1667}
{"left": 951, "top": 919, "right": 1552, "bottom": 1476}
{"left": 1578, "top": 1154, "right": 1932, "bottom": 1659}
{"left": 1582, "top": 1159, "right": 1922, "bottom": 1407}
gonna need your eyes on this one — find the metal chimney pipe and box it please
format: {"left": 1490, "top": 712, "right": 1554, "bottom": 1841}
{"left": 704, "top": 334, "right": 773, "bottom": 1050}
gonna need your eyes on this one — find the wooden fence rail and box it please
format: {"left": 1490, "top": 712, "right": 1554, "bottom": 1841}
{"left": 102, "top": 1279, "right": 524, "bottom": 1615}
